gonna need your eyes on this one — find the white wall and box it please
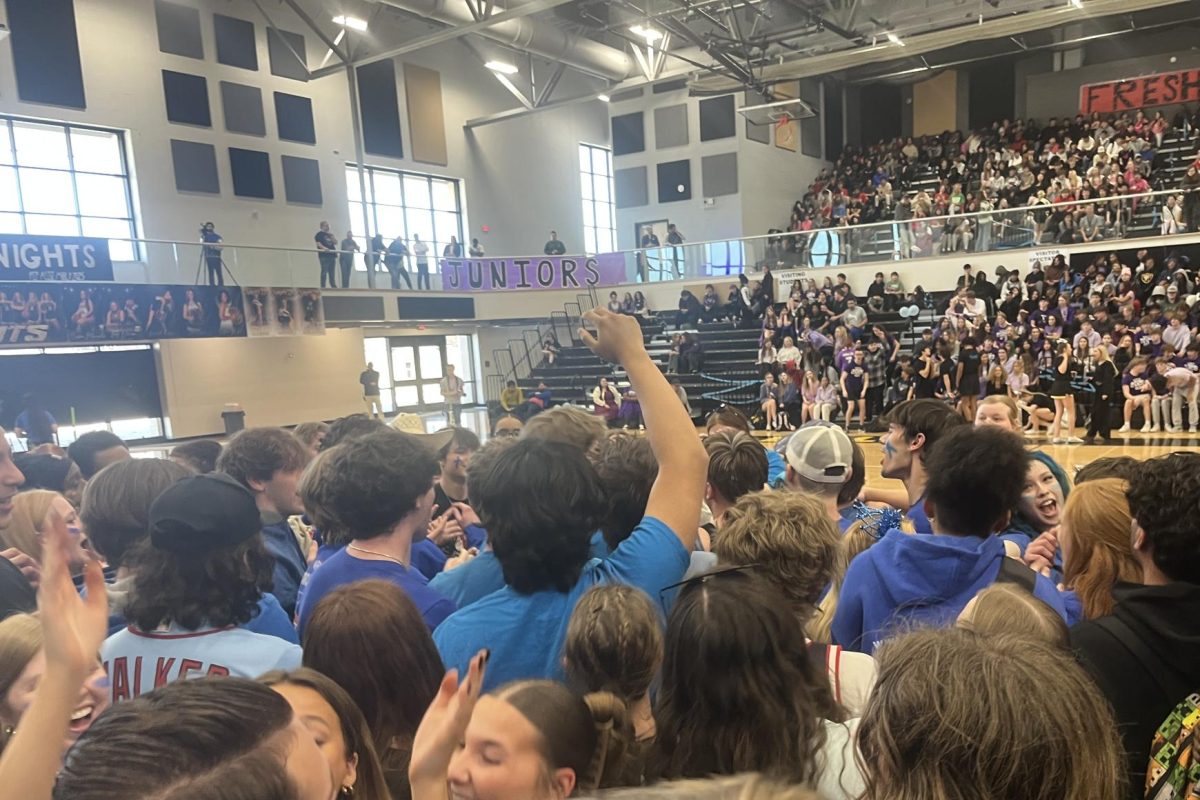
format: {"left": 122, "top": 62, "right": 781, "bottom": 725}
{"left": 610, "top": 86, "right": 827, "bottom": 251}
{"left": 0, "top": 0, "right": 610, "bottom": 284}
{"left": 157, "top": 326, "right": 365, "bottom": 437}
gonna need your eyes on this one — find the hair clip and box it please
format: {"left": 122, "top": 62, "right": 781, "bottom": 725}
{"left": 850, "top": 502, "right": 903, "bottom": 540}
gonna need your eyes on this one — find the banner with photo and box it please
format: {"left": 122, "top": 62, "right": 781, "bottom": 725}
{"left": 244, "top": 287, "right": 324, "bottom": 337}
{"left": 0, "top": 234, "right": 115, "bottom": 282}
{"left": 0, "top": 283, "right": 245, "bottom": 346}
{"left": 439, "top": 254, "right": 627, "bottom": 292}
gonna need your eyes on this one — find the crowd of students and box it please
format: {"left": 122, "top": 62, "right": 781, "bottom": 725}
{"left": 783, "top": 107, "right": 1200, "bottom": 260}
{"left": 0, "top": 306, "right": 1197, "bottom": 799}
{"left": 754, "top": 249, "right": 1199, "bottom": 442}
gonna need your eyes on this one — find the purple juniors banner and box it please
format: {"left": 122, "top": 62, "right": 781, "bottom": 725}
{"left": 439, "top": 254, "right": 627, "bottom": 292}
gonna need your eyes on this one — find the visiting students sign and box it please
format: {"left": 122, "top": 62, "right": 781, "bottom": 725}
{"left": 439, "top": 253, "right": 627, "bottom": 291}
{"left": 1079, "top": 67, "right": 1200, "bottom": 115}
{"left": 0, "top": 233, "right": 114, "bottom": 281}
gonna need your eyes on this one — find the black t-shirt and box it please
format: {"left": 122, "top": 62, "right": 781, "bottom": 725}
{"left": 433, "top": 483, "right": 466, "bottom": 520}
{"left": 360, "top": 369, "right": 380, "bottom": 395}
{"left": 315, "top": 231, "right": 337, "bottom": 257}
{"left": 958, "top": 349, "right": 981, "bottom": 380}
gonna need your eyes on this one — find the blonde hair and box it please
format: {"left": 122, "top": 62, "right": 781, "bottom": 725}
{"left": 810, "top": 517, "right": 888, "bottom": 643}
{"left": 714, "top": 492, "right": 839, "bottom": 627}
{"left": 522, "top": 405, "right": 608, "bottom": 455}
{"left": 978, "top": 395, "right": 1018, "bottom": 425}
{"left": 0, "top": 490, "right": 58, "bottom": 562}
{"left": 1060, "top": 478, "right": 1140, "bottom": 620}
{"left": 958, "top": 583, "right": 1068, "bottom": 649}
{"left": 0, "top": 614, "right": 42, "bottom": 751}
{"left": 859, "top": 629, "right": 1126, "bottom": 800}
{"left": 565, "top": 585, "right": 662, "bottom": 704}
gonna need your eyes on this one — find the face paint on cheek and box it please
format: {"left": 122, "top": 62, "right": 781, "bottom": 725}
{"left": 883, "top": 439, "right": 897, "bottom": 458}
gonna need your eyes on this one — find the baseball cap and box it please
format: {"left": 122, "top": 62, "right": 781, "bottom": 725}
{"left": 149, "top": 473, "right": 261, "bottom": 554}
{"left": 390, "top": 414, "right": 456, "bottom": 451}
{"left": 784, "top": 422, "right": 852, "bottom": 484}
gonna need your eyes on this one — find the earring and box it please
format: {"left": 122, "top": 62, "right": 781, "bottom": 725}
{"left": 339, "top": 785, "right": 355, "bottom": 797}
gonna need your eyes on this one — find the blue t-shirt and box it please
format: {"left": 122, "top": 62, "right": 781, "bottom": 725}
{"left": 765, "top": 448, "right": 787, "bottom": 489}
{"left": 831, "top": 529, "right": 1067, "bottom": 655}
{"left": 412, "top": 539, "right": 449, "bottom": 580}
{"left": 904, "top": 492, "right": 933, "bottom": 534}
{"left": 434, "top": 517, "right": 688, "bottom": 692}
{"left": 428, "top": 549, "right": 506, "bottom": 609}
{"left": 296, "top": 547, "right": 457, "bottom": 636}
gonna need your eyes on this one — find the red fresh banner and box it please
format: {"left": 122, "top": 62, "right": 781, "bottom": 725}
{"left": 1080, "top": 68, "right": 1200, "bottom": 115}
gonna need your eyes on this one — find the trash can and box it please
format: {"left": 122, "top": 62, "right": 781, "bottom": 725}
{"left": 221, "top": 403, "right": 245, "bottom": 435}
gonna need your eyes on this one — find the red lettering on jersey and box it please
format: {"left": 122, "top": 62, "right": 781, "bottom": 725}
{"left": 206, "top": 664, "right": 231, "bottom": 677}
{"left": 111, "top": 657, "right": 130, "bottom": 702}
{"left": 133, "top": 656, "right": 143, "bottom": 697}
{"left": 154, "top": 657, "right": 177, "bottom": 688}
{"left": 178, "top": 659, "right": 203, "bottom": 679}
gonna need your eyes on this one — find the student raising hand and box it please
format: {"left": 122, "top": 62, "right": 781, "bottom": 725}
{"left": 0, "top": 509, "right": 108, "bottom": 799}
{"left": 579, "top": 308, "right": 647, "bottom": 366}
{"left": 409, "top": 649, "right": 489, "bottom": 800}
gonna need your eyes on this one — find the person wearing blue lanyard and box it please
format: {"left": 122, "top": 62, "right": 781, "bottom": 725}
{"left": 861, "top": 399, "right": 968, "bottom": 533}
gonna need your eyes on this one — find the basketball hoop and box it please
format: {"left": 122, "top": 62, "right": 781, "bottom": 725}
{"left": 738, "top": 97, "right": 816, "bottom": 127}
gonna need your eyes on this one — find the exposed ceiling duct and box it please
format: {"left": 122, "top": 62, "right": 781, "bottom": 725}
{"left": 688, "top": 0, "right": 1195, "bottom": 92}
{"left": 367, "top": 0, "right": 640, "bottom": 81}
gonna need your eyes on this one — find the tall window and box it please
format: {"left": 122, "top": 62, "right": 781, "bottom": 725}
{"left": 346, "top": 165, "right": 464, "bottom": 270}
{"left": 579, "top": 143, "right": 615, "bottom": 255}
{"left": 0, "top": 116, "right": 138, "bottom": 261}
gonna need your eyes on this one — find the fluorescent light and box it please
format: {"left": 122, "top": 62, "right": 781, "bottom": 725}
{"left": 332, "top": 14, "right": 368, "bottom": 31}
{"left": 597, "top": 94, "right": 611, "bottom": 102}
{"left": 1069, "top": 0, "right": 1084, "bottom": 7}
{"left": 886, "top": 31, "right": 905, "bottom": 46}
{"left": 630, "top": 24, "right": 663, "bottom": 43}
{"left": 485, "top": 60, "right": 519, "bottom": 75}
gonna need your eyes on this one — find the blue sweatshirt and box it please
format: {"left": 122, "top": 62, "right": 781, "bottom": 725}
{"left": 831, "top": 528, "right": 1068, "bottom": 655}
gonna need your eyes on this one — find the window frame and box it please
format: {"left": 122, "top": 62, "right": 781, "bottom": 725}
{"left": 0, "top": 114, "right": 139, "bottom": 261}
{"left": 345, "top": 164, "right": 465, "bottom": 272}
{"left": 578, "top": 143, "right": 616, "bottom": 255}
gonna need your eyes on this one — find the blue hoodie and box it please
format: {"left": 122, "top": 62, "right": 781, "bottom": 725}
{"left": 831, "top": 529, "right": 1068, "bottom": 655}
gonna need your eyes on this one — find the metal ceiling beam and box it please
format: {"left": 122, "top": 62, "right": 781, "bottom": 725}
{"left": 690, "top": 0, "right": 1195, "bottom": 91}
{"left": 309, "top": 0, "right": 578, "bottom": 79}
{"left": 281, "top": 0, "right": 351, "bottom": 63}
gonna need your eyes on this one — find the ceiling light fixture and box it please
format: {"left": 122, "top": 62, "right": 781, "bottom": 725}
{"left": 597, "top": 93, "right": 611, "bottom": 102}
{"left": 886, "top": 31, "right": 905, "bottom": 46}
{"left": 1069, "top": 0, "right": 1084, "bottom": 7}
{"left": 485, "top": 60, "right": 519, "bottom": 74}
{"left": 630, "top": 24, "right": 664, "bottom": 44}
{"left": 332, "top": 15, "right": 368, "bottom": 31}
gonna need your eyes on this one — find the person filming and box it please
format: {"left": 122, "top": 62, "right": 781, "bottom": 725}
{"left": 200, "top": 222, "right": 224, "bottom": 286}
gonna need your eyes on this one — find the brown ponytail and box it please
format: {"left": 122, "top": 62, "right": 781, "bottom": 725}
{"left": 581, "top": 691, "right": 636, "bottom": 791}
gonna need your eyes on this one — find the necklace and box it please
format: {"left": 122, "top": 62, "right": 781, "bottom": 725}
{"left": 348, "top": 543, "right": 409, "bottom": 569}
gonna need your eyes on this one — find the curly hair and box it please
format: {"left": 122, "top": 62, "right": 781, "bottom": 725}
{"left": 217, "top": 427, "right": 309, "bottom": 488}
{"left": 594, "top": 433, "right": 658, "bottom": 551}
{"left": 471, "top": 438, "right": 607, "bottom": 594}
{"left": 703, "top": 431, "right": 768, "bottom": 506}
{"left": 858, "top": 629, "right": 1126, "bottom": 800}
{"left": 321, "top": 414, "right": 387, "bottom": 450}
{"left": 654, "top": 572, "right": 842, "bottom": 785}
{"left": 124, "top": 536, "right": 274, "bottom": 631}
{"left": 714, "top": 492, "right": 839, "bottom": 626}
{"left": 299, "top": 429, "right": 437, "bottom": 546}
{"left": 1125, "top": 451, "right": 1200, "bottom": 581}
{"left": 565, "top": 584, "right": 662, "bottom": 703}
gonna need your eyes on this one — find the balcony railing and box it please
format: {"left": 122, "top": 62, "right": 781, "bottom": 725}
{"left": 37, "top": 188, "right": 1198, "bottom": 289}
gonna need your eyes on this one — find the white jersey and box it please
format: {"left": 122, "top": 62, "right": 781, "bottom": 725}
{"left": 102, "top": 624, "right": 301, "bottom": 703}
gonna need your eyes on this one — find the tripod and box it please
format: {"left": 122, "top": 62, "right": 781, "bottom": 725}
{"left": 195, "top": 247, "right": 239, "bottom": 287}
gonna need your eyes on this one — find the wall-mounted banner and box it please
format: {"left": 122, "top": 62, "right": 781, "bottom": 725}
{"left": 439, "top": 254, "right": 627, "bottom": 292}
{"left": 244, "top": 287, "right": 325, "bottom": 337}
{"left": 0, "top": 234, "right": 114, "bottom": 282}
{"left": 1080, "top": 68, "right": 1200, "bottom": 115}
{"left": 0, "top": 283, "right": 244, "bottom": 346}
{"left": 1027, "top": 248, "right": 1068, "bottom": 271}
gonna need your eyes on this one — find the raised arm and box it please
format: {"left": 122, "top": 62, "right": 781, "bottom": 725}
{"left": 580, "top": 309, "right": 707, "bottom": 549}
